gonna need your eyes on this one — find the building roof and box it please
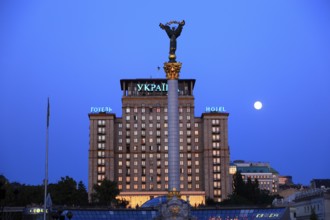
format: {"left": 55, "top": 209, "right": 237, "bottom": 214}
{"left": 237, "top": 166, "right": 272, "bottom": 173}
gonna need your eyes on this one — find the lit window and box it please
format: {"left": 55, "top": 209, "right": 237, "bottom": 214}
{"left": 98, "top": 120, "right": 105, "bottom": 126}
{"left": 149, "top": 115, "right": 153, "bottom": 120}
{"left": 134, "top": 107, "right": 138, "bottom": 113}
{"left": 98, "top": 135, "right": 105, "bottom": 141}
{"left": 187, "top": 115, "right": 191, "bottom": 120}
{"left": 97, "top": 151, "right": 105, "bottom": 157}
{"left": 126, "top": 115, "right": 130, "bottom": 120}
{"left": 164, "top": 108, "right": 167, "bottom": 113}
{"left": 142, "top": 115, "right": 145, "bottom": 120}
{"left": 126, "top": 107, "right": 130, "bottom": 113}
{"left": 98, "top": 143, "right": 105, "bottom": 149}
{"left": 195, "top": 123, "right": 198, "bottom": 127}
{"left": 164, "top": 115, "right": 168, "bottom": 120}
{"left": 98, "top": 127, "right": 105, "bottom": 134}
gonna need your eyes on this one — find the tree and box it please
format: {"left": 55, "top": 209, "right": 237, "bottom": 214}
{"left": 91, "top": 179, "right": 120, "bottom": 206}
{"left": 310, "top": 208, "right": 318, "bottom": 220}
{"left": 221, "top": 172, "right": 279, "bottom": 206}
{"left": 48, "top": 176, "right": 88, "bottom": 206}
{"left": 76, "top": 181, "right": 88, "bottom": 206}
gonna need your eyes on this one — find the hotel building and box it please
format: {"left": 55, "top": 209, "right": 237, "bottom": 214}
{"left": 88, "top": 78, "right": 231, "bottom": 207}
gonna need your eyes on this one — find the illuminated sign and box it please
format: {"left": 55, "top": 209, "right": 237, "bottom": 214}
{"left": 90, "top": 107, "right": 112, "bottom": 113}
{"left": 207, "top": 213, "right": 280, "bottom": 220}
{"left": 205, "top": 106, "right": 226, "bottom": 112}
{"left": 137, "top": 83, "right": 168, "bottom": 92}
{"left": 27, "top": 208, "right": 48, "bottom": 214}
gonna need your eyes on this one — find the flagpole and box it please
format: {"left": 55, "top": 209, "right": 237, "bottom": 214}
{"left": 44, "top": 98, "right": 50, "bottom": 220}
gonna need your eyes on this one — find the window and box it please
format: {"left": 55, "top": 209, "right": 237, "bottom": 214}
{"left": 125, "top": 115, "right": 130, "bottom": 120}
{"left": 97, "top": 159, "right": 105, "bottom": 165}
{"left": 97, "top": 151, "right": 105, "bottom": 157}
{"left": 97, "top": 166, "right": 105, "bottom": 173}
{"left": 98, "top": 135, "right": 105, "bottom": 142}
{"left": 149, "top": 115, "right": 153, "bottom": 120}
{"left": 195, "top": 123, "right": 198, "bottom": 127}
{"left": 98, "top": 143, "right": 105, "bottom": 149}
{"left": 98, "top": 127, "right": 105, "bottom": 134}
{"left": 164, "top": 108, "right": 167, "bottom": 113}
{"left": 97, "top": 175, "right": 105, "bottom": 181}
{"left": 126, "top": 107, "right": 130, "bottom": 113}
{"left": 98, "top": 120, "right": 105, "bottom": 126}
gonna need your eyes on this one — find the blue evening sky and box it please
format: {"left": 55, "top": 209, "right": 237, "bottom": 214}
{"left": 1, "top": 0, "right": 329, "bottom": 187}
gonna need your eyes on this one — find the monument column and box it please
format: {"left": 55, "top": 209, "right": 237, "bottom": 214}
{"left": 157, "top": 20, "right": 196, "bottom": 220}
{"left": 164, "top": 62, "right": 182, "bottom": 195}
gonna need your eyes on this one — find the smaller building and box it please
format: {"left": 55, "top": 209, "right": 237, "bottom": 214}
{"left": 293, "top": 188, "right": 330, "bottom": 220}
{"left": 231, "top": 160, "right": 279, "bottom": 194}
{"left": 311, "top": 179, "right": 330, "bottom": 189}
{"left": 279, "top": 175, "right": 293, "bottom": 186}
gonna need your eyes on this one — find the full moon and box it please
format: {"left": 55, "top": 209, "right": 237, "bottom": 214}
{"left": 254, "top": 101, "right": 263, "bottom": 110}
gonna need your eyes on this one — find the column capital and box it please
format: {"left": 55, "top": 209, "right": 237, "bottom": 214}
{"left": 163, "top": 62, "right": 182, "bottom": 80}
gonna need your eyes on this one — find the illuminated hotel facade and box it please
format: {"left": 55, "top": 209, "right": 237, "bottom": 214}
{"left": 88, "top": 78, "right": 231, "bottom": 207}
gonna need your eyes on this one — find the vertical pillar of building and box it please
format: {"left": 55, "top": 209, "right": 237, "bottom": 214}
{"left": 163, "top": 62, "right": 182, "bottom": 195}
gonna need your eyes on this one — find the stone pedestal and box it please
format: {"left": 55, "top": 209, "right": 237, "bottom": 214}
{"left": 155, "top": 196, "right": 196, "bottom": 220}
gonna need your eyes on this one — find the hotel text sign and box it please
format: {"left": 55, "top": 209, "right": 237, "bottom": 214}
{"left": 90, "top": 107, "right": 112, "bottom": 113}
{"left": 205, "top": 106, "right": 226, "bottom": 112}
{"left": 137, "top": 83, "right": 168, "bottom": 92}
